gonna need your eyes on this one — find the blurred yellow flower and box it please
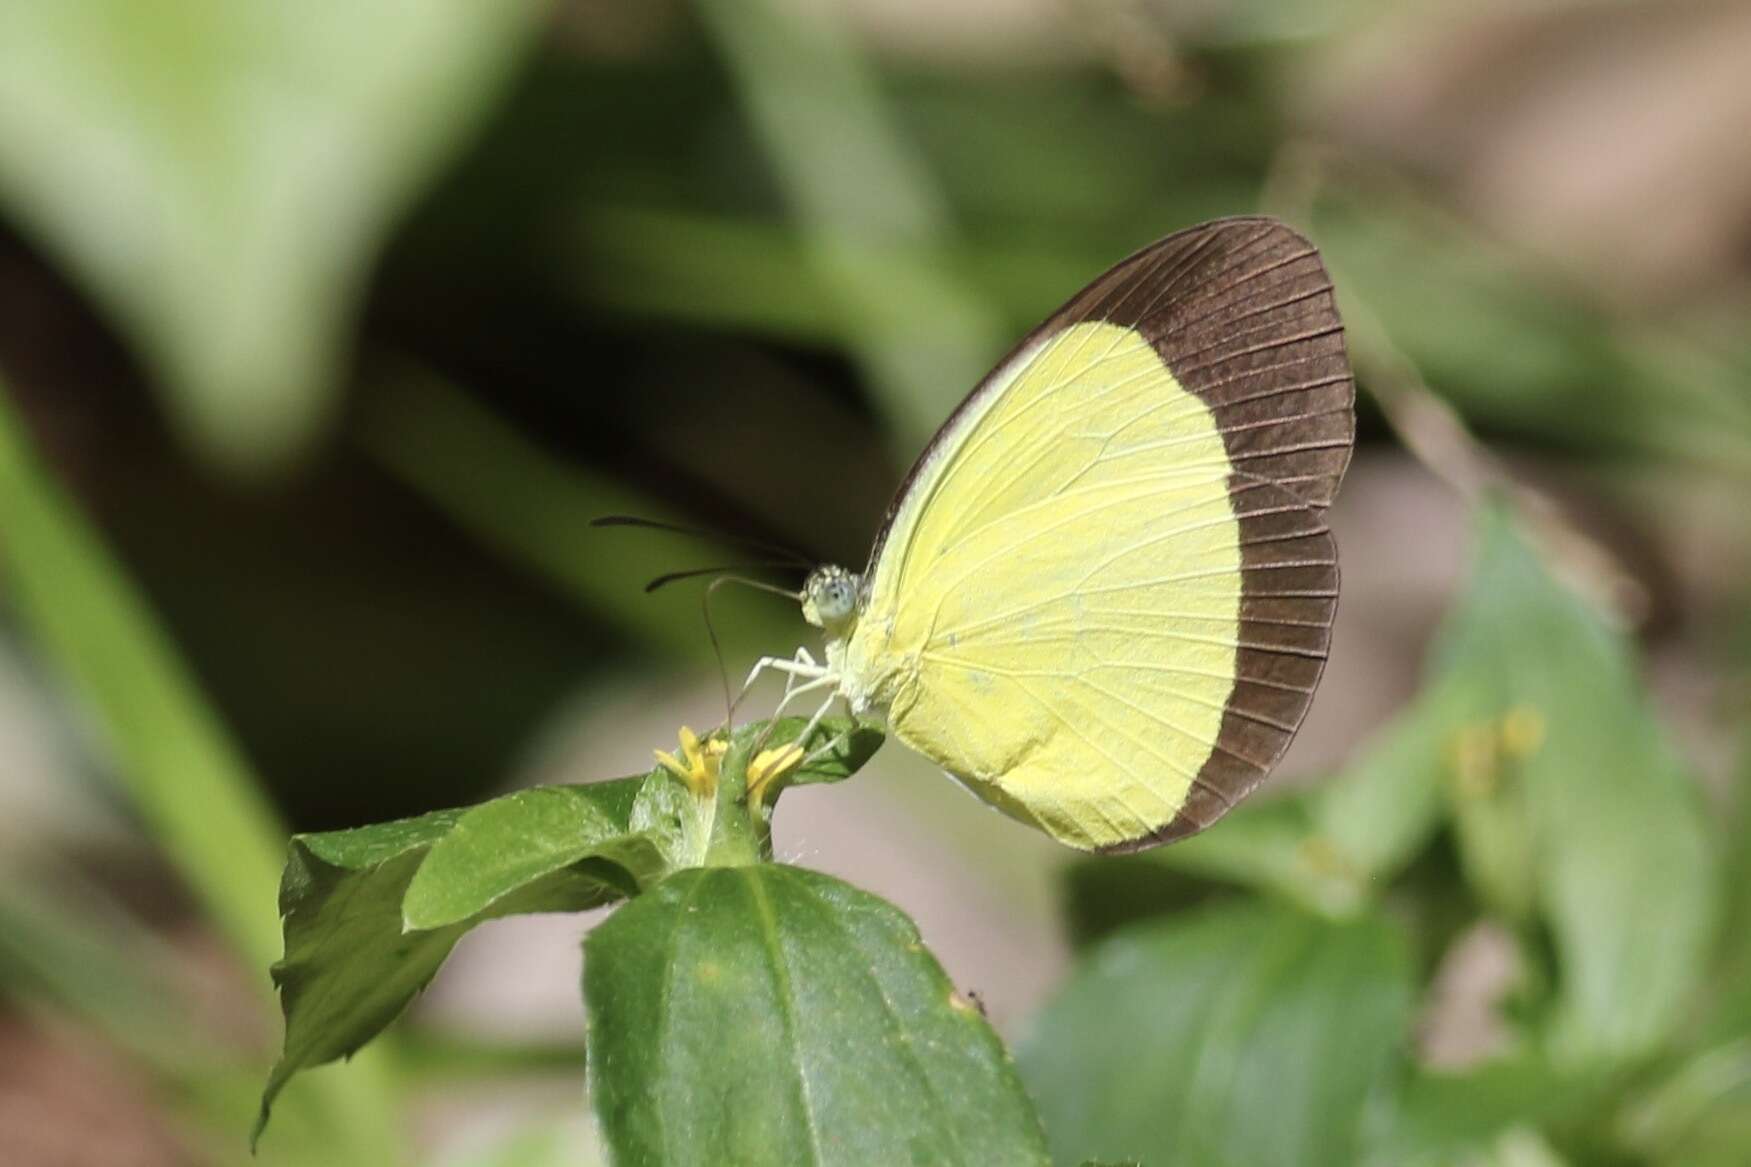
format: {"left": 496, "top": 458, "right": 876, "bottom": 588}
{"left": 747, "top": 742, "right": 806, "bottom": 808}
{"left": 654, "top": 726, "right": 727, "bottom": 798}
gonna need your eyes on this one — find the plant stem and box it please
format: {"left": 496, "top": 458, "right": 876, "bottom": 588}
{"left": 703, "top": 735, "right": 773, "bottom": 867}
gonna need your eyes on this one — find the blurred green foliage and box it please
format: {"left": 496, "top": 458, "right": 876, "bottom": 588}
{"left": 1036, "top": 507, "right": 1739, "bottom": 1165}
{"left": 0, "top": 0, "right": 545, "bottom": 472}
{"left": 0, "top": 0, "right": 1746, "bottom": 1163}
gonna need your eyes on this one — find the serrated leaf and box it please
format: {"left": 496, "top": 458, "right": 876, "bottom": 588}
{"left": 1019, "top": 900, "right": 1413, "bottom": 1167}
{"left": 259, "top": 778, "right": 643, "bottom": 1144}
{"left": 584, "top": 864, "right": 1050, "bottom": 1167}
{"left": 0, "top": 0, "right": 542, "bottom": 471}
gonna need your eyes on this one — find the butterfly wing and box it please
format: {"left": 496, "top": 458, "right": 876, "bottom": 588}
{"left": 844, "top": 218, "right": 1351, "bottom": 851}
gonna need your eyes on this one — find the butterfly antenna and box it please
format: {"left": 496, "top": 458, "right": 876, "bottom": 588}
{"left": 643, "top": 564, "right": 804, "bottom": 594}
{"left": 593, "top": 514, "right": 811, "bottom": 727}
{"left": 697, "top": 574, "right": 806, "bottom": 726}
{"left": 591, "top": 514, "right": 812, "bottom": 567}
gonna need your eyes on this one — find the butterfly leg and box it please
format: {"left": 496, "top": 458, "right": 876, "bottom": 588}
{"left": 798, "top": 695, "right": 862, "bottom": 767}
{"left": 741, "top": 649, "right": 829, "bottom": 697}
{"left": 732, "top": 648, "right": 829, "bottom": 722}
{"left": 792, "top": 685, "right": 846, "bottom": 752}
{"left": 750, "top": 667, "right": 838, "bottom": 757}
{"left": 776, "top": 647, "right": 820, "bottom": 706}
{"left": 769, "top": 671, "right": 839, "bottom": 723}
{"left": 800, "top": 730, "right": 849, "bottom": 768}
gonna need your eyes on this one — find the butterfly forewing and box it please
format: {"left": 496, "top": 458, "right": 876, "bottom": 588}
{"left": 1055, "top": 216, "right": 1353, "bottom": 510}
{"left": 848, "top": 217, "right": 1353, "bottom": 851}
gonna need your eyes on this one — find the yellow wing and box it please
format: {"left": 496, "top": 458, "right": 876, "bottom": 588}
{"left": 838, "top": 219, "right": 1350, "bottom": 851}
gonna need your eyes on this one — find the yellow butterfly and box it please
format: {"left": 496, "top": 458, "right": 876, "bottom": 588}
{"left": 752, "top": 217, "right": 1354, "bottom": 852}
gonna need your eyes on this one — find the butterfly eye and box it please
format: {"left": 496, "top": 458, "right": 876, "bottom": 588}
{"left": 804, "top": 567, "right": 859, "bottom": 627}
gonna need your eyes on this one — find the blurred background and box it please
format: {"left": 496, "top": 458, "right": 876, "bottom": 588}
{"left": 1, "top": 0, "right": 1748, "bottom": 1164}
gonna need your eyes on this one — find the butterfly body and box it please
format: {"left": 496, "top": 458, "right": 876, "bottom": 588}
{"left": 786, "top": 217, "right": 1353, "bottom": 853}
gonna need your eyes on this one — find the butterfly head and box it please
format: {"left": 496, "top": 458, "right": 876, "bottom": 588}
{"left": 801, "top": 565, "right": 861, "bottom": 633}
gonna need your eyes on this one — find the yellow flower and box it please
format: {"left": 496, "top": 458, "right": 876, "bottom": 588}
{"left": 1500, "top": 706, "right": 1546, "bottom": 758}
{"left": 654, "top": 726, "right": 727, "bottom": 798}
{"left": 746, "top": 742, "right": 806, "bottom": 808}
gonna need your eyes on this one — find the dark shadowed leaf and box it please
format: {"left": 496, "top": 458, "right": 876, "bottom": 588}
{"left": 1019, "top": 899, "right": 1412, "bottom": 1167}
{"left": 585, "top": 864, "right": 1050, "bottom": 1167}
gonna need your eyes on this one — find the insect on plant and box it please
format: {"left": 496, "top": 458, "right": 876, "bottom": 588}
{"left": 256, "top": 216, "right": 1355, "bottom": 1165}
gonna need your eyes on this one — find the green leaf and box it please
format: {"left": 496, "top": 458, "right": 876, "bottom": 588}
{"left": 0, "top": 0, "right": 543, "bottom": 471}
{"left": 1434, "top": 506, "right": 1719, "bottom": 1064}
{"left": 1019, "top": 900, "right": 1413, "bottom": 1167}
{"left": 757, "top": 714, "right": 886, "bottom": 789}
{"left": 1462, "top": 1128, "right": 1572, "bottom": 1167}
{"left": 1142, "top": 794, "right": 1367, "bottom": 917}
{"left": 1704, "top": 737, "right": 1751, "bottom": 1040}
{"left": 1362, "top": 1056, "right": 1604, "bottom": 1167}
{"left": 584, "top": 864, "right": 1050, "bottom": 1167}
{"left": 1615, "top": 1036, "right": 1751, "bottom": 1167}
{"left": 1307, "top": 676, "right": 1472, "bottom": 883}
{"left": 261, "top": 717, "right": 884, "bottom": 1143}
{"left": 259, "top": 779, "right": 642, "bottom": 1144}
{"left": 403, "top": 785, "right": 667, "bottom": 931}
{"left": 1133, "top": 504, "right": 1720, "bottom": 1071}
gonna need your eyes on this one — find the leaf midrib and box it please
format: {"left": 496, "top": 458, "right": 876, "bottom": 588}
{"left": 744, "top": 867, "right": 826, "bottom": 1167}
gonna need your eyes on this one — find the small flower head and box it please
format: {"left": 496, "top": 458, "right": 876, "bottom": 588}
{"left": 746, "top": 742, "right": 806, "bottom": 808}
{"left": 1500, "top": 706, "right": 1546, "bottom": 758}
{"left": 654, "top": 726, "right": 727, "bottom": 798}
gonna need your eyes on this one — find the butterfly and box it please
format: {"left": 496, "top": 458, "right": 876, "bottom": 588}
{"left": 751, "top": 217, "right": 1354, "bottom": 852}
